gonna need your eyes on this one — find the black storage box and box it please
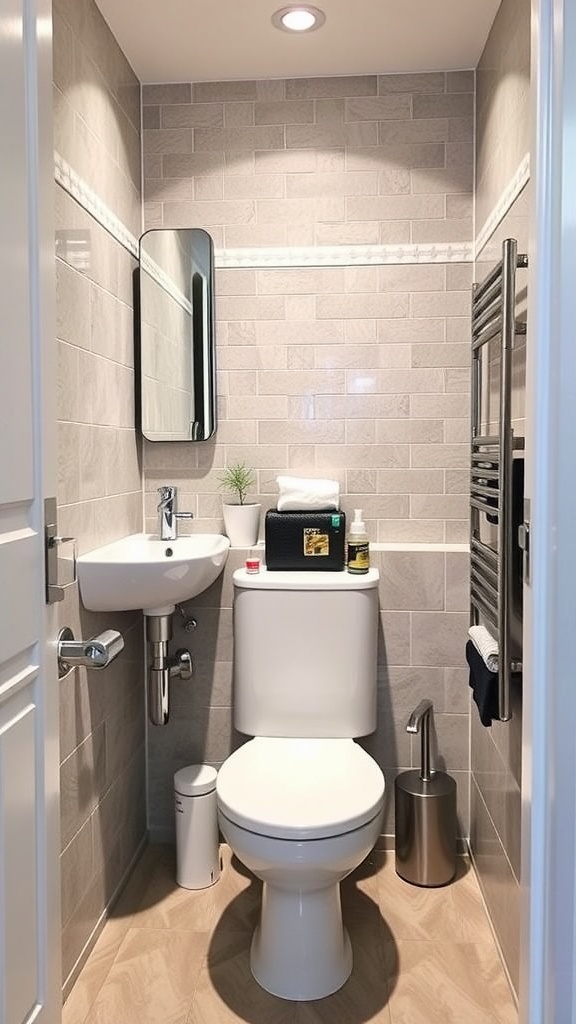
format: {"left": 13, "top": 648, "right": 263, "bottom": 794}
{"left": 265, "top": 509, "right": 346, "bottom": 571}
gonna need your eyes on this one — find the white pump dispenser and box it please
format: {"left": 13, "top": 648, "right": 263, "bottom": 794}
{"left": 347, "top": 509, "right": 370, "bottom": 574}
{"left": 350, "top": 509, "right": 366, "bottom": 536}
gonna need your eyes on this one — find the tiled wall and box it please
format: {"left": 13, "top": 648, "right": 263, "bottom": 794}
{"left": 143, "top": 261, "right": 473, "bottom": 544}
{"left": 142, "top": 73, "right": 474, "bottom": 543}
{"left": 141, "top": 73, "right": 474, "bottom": 842}
{"left": 470, "top": 188, "right": 527, "bottom": 998}
{"left": 48, "top": 0, "right": 531, "bottom": 1003}
{"left": 475, "top": 0, "right": 531, "bottom": 233}
{"left": 148, "top": 546, "right": 470, "bottom": 842}
{"left": 142, "top": 73, "right": 474, "bottom": 249}
{"left": 53, "top": 0, "right": 146, "bottom": 994}
{"left": 471, "top": 0, "right": 531, "bottom": 998}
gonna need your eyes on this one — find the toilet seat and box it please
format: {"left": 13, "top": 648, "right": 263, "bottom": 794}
{"left": 217, "top": 737, "right": 384, "bottom": 841}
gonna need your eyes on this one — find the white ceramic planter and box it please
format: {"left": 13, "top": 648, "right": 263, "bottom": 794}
{"left": 222, "top": 503, "right": 261, "bottom": 547}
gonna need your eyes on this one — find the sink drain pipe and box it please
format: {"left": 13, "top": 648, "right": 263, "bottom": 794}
{"left": 145, "top": 613, "right": 193, "bottom": 725}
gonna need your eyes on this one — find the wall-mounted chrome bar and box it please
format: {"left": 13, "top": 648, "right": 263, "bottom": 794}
{"left": 472, "top": 435, "right": 501, "bottom": 448}
{"left": 472, "top": 305, "right": 503, "bottom": 346}
{"left": 471, "top": 536, "right": 498, "bottom": 568}
{"left": 471, "top": 557, "right": 498, "bottom": 592}
{"left": 57, "top": 627, "right": 124, "bottom": 679}
{"left": 472, "top": 259, "right": 503, "bottom": 302}
{"left": 470, "top": 238, "right": 528, "bottom": 722}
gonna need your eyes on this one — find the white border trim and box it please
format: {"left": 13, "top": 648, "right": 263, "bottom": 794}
{"left": 53, "top": 158, "right": 191, "bottom": 314}
{"left": 54, "top": 151, "right": 139, "bottom": 258}
{"left": 140, "top": 249, "right": 192, "bottom": 315}
{"left": 474, "top": 153, "right": 531, "bottom": 258}
{"left": 55, "top": 150, "right": 528, "bottom": 273}
{"left": 215, "top": 241, "right": 473, "bottom": 269}
{"left": 54, "top": 155, "right": 474, "bottom": 268}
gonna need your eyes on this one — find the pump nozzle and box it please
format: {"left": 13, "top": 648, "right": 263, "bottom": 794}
{"left": 350, "top": 508, "right": 366, "bottom": 535}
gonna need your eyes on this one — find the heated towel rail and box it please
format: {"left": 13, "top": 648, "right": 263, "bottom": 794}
{"left": 470, "top": 238, "right": 527, "bottom": 722}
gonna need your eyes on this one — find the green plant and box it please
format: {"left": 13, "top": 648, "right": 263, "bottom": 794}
{"left": 218, "top": 462, "right": 256, "bottom": 506}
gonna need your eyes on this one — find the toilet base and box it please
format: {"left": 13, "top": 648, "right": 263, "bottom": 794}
{"left": 250, "top": 880, "right": 352, "bottom": 1000}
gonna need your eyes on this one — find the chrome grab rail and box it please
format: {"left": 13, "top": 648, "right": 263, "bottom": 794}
{"left": 57, "top": 627, "right": 124, "bottom": 679}
{"left": 470, "top": 239, "right": 528, "bottom": 722}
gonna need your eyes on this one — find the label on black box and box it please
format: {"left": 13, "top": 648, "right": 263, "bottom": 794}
{"left": 303, "top": 528, "right": 329, "bottom": 557}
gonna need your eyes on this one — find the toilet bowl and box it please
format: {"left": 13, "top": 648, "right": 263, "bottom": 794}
{"left": 218, "top": 567, "right": 384, "bottom": 999}
{"left": 217, "top": 736, "right": 385, "bottom": 1000}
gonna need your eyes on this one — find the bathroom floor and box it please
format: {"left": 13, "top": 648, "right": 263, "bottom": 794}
{"left": 63, "top": 844, "right": 518, "bottom": 1024}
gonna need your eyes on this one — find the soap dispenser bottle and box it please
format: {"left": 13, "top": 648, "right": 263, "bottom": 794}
{"left": 347, "top": 508, "right": 370, "bottom": 574}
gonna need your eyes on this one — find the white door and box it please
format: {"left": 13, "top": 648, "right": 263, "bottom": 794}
{"left": 521, "top": 1, "right": 576, "bottom": 1022}
{"left": 0, "top": 1, "right": 61, "bottom": 1022}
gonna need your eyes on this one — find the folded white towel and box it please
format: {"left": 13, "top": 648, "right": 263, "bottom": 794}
{"left": 276, "top": 475, "right": 340, "bottom": 512}
{"left": 468, "top": 625, "right": 499, "bottom": 672}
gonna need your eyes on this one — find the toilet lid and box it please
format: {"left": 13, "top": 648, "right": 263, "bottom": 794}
{"left": 217, "top": 738, "right": 385, "bottom": 841}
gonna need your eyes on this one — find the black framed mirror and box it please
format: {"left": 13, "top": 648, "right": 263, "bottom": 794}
{"left": 136, "top": 228, "right": 216, "bottom": 441}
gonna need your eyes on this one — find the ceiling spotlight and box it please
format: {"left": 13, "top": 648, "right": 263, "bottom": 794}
{"left": 272, "top": 5, "right": 326, "bottom": 33}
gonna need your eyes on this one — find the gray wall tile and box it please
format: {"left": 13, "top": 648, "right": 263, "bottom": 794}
{"left": 54, "top": 0, "right": 145, "bottom": 989}
{"left": 141, "top": 74, "right": 477, "bottom": 861}
{"left": 377, "top": 550, "right": 445, "bottom": 611}
{"left": 469, "top": 0, "right": 528, "bottom": 993}
{"left": 470, "top": 781, "right": 521, "bottom": 994}
{"left": 411, "top": 612, "right": 469, "bottom": 667}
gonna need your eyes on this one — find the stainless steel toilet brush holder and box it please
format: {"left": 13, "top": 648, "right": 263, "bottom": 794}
{"left": 395, "top": 699, "right": 457, "bottom": 887}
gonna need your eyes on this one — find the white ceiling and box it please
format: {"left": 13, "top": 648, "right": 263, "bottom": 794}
{"left": 94, "top": 0, "right": 501, "bottom": 84}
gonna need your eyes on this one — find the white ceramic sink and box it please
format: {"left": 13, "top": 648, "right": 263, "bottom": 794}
{"left": 77, "top": 533, "right": 230, "bottom": 616}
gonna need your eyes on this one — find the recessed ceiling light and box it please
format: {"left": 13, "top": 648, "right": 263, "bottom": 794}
{"left": 272, "top": 5, "right": 326, "bottom": 33}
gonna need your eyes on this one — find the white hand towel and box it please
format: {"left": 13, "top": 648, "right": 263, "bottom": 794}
{"left": 468, "top": 624, "right": 499, "bottom": 673}
{"left": 276, "top": 475, "right": 340, "bottom": 512}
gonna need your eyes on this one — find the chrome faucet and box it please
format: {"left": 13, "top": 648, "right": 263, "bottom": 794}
{"left": 157, "top": 485, "right": 194, "bottom": 541}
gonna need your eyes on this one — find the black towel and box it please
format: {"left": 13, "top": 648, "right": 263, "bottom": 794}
{"left": 466, "top": 639, "right": 499, "bottom": 726}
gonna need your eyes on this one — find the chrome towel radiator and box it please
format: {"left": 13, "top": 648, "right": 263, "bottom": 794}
{"left": 470, "top": 238, "right": 527, "bottom": 722}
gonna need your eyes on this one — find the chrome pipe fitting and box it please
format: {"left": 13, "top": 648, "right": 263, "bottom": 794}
{"left": 148, "top": 644, "right": 170, "bottom": 727}
{"left": 145, "top": 613, "right": 193, "bottom": 726}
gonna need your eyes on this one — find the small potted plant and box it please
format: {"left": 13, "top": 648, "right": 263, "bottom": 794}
{"left": 218, "top": 462, "right": 261, "bottom": 547}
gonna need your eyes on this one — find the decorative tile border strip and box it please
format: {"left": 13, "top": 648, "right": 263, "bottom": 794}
{"left": 54, "top": 151, "right": 139, "bottom": 258}
{"left": 215, "top": 241, "right": 473, "bottom": 269}
{"left": 140, "top": 249, "right": 192, "bottom": 315}
{"left": 55, "top": 149, "right": 527, "bottom": 273}
{"left": 54, "top": 154, "right": 473, "bottom": 269}
{"left": 474, "top": 153, "right": 530, "bottom": 259}
{"left": 55, "top": 153, "right": 188, "bottom": 311}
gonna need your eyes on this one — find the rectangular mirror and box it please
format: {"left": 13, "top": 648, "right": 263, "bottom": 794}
{"left": 136, "top": 228, "right": 216, "bottom": 441}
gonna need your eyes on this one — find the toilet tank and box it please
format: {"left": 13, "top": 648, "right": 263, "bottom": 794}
{"left": 232, "top": 568, "right": 380, "bottom": 738}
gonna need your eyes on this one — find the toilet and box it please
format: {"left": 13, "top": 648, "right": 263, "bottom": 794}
{"left": 216, "top": 566, "right": 385, "bottom": 1001}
